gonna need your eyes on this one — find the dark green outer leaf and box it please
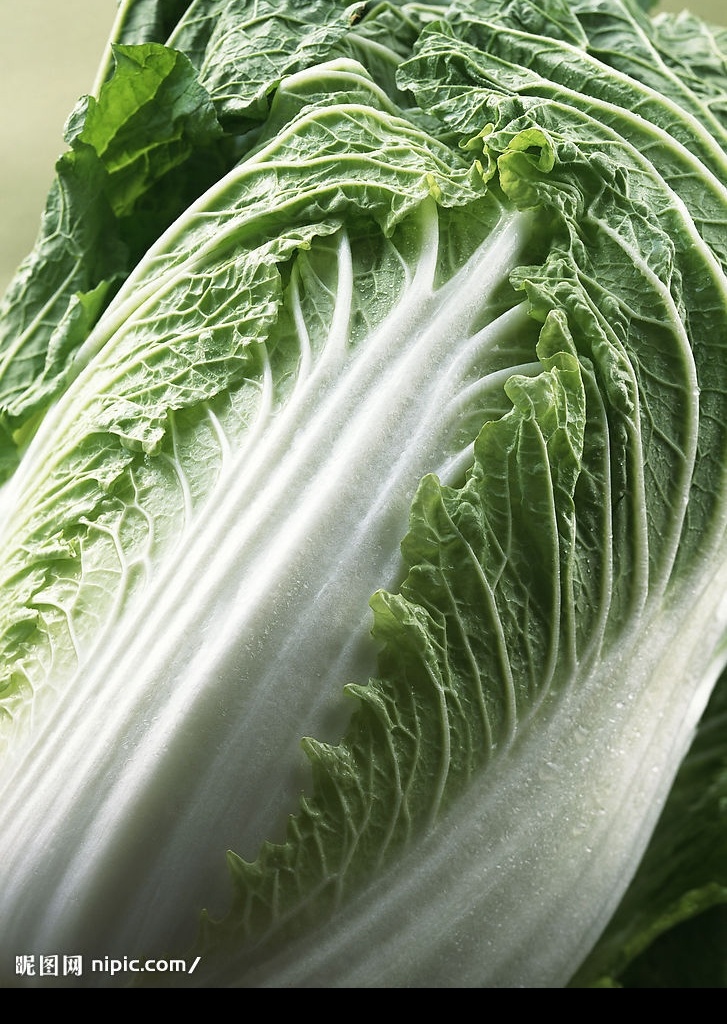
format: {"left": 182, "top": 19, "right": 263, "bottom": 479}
{"left": 0, "top": 44, "right": 224, "bottom": 477}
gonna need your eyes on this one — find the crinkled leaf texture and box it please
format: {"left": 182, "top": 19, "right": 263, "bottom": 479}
{"left": 1, "top": 0, "right": 727, "bottom": 991}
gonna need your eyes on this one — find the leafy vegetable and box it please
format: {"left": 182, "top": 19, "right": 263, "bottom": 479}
{"left": 0, "top": 0, "right": 726, "bottom": 988}
{"left": 573, "top": 672, "right": 727, "bottom": 987}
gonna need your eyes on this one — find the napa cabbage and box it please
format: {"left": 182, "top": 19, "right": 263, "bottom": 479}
{"left": 1, "top": 0, "right": 727, "bottom": 988}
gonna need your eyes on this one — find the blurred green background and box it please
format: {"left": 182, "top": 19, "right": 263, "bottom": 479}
{"left": 0, "top": 0, "right": 724, "bottom": 293}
